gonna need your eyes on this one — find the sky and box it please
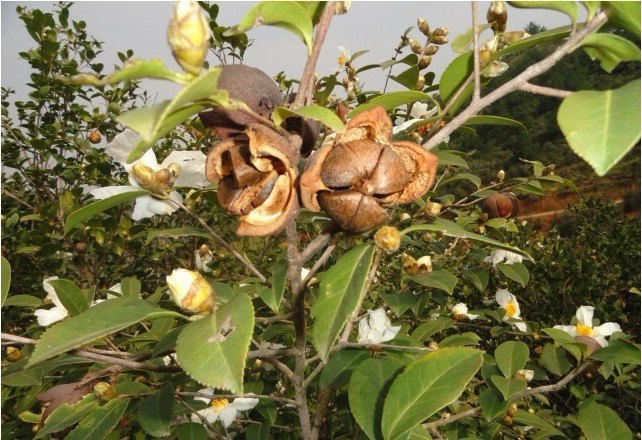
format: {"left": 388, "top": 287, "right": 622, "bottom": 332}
{"left": 1, "top": 1, "right": 573, "bottom": 105}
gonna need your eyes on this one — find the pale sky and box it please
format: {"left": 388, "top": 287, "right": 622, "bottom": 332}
{"left": 2, "top": 1, "right": 572, "bottom": 104}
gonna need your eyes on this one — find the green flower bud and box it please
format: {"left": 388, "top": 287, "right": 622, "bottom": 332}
{"left": 166, "top": 268, "right": 215, "bottom": 313}
{"left": 93, "top": 382, "right": 117, "bottom": 400}
{"left": 167, "top": 0, "right": 211, "bottom": 75}
{"left": 374, "top": 226, "right": 401, "bottom": 254}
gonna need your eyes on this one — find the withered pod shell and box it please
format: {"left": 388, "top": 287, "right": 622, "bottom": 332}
{"left": 318, "top": 190, "right": 389, "bottom": 233}
{"left": 481, "top": 192, "right": 520, "bottom": 218}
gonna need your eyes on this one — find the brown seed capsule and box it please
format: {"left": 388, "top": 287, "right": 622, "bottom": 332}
{"left": 300, "top": 106, "right": 439, "bottom": 233}
{"left": 481, "top": 192, "right": 519, "bottom": 218}
{"left": 88, "top": 131, "right": 102, "bottom": 144}
{"left": 74, "top": 242, "right": 87, "bottom": 254}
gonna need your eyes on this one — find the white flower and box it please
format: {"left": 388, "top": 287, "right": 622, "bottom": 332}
{"left": 514, "top": 369, "right": 534, "bottom": 382}
{"left": 452, "top": 303, "right": 479, "bottom": 320}
{"left": 92, "top": 129, "right": 206, "bottom": 221}
{"left": 393, "top": 104, "right": 438, "bottom": 135}
{"left": 554, "top": 306, "right": 621, "bottom": 347}
{"left": 485, "top": 249, "right": 524, "bottom": 268}
{"left": 194, "top": 246, "right": 214, "bottom": 273}
{"left": 337, "top": 46, "right": 351, "bottom": 66}
{"left": 357, "top": 308, "right": 401, "bottom": 344}
{"left": 34, "top": 277, "right": 68, "bottom": 326}
{"left": 191, "top": 388, "right": 258, "bottom": 428}
{"left": 495, "top": 289, "right": 528, "bottom": 332}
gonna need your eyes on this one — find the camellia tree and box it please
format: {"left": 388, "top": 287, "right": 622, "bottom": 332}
{"left": 2, "top": 1, "right": 640, "bottom": 439}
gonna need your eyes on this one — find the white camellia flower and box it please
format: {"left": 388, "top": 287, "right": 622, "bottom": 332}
{"left": 34, "top": 277, "right": 68, "bottom": 326}
{"left": 92, "top": 129, "right": 206, "bottom": 221}
{"left": 357, "top": 307, "right": 401, "bottom": 344}
{"left": 554, "top": 305, "right": 621, "bottom": 347}
{"left": 337, "top": 46, "right": 351, "bottom": 66}
{"left": 393, "top": 102, "right": 438, "bottom": 134}
{"left": 484, "top": 249, "right": 524, "bottom": 268}
{"left": 452, "top": 303, "right": 479, "bottom": 320}
{"left": 495, "top": 288, "right": 528, "bottom": 332}
{"left": 191, "top": 388, "right": 258, "bottom": 428}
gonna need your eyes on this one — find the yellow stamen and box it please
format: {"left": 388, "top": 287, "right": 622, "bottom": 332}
{"left": 576, "top": 324, "right": 593, "bottom": 336}
{"left": 210, "top": 398, "right": 229, "bottom": 412}
{"left": 505, "top": 301, "right": 517, "bottom": 317}
{"left": 338, "top": 55, "right": 346, "bottom": 65}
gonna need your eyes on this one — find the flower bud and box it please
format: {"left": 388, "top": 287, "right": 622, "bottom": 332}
{"left": 507, "top": 402, "right": 518, "bottom": 417}
{"left": 418, "top": 56, "right": 432, "bottom": 70}
{"left": 93, "top": 382, "right": 117, "bottom": 400}
{"left": 166, "top": 268, "right": 215, "bottom": 313}
{"left": 167, "top": 0, "right": 211, "bottom": 75}
{"left": 424, "top": 45, "right": 439, "bottom": 56}
{"left": 416, "top": 255, "right": 432, "bottom": 273}
{"left": 408, "top": 38, "right": 423, "bottom": 55}
{"left": 334, "top": 1, "right": 351, "bottom": 15}
{"left": 487, "top": 1, "right": 507, "bottom": 34}
{"left": 503, "top": 415, "right": 513, "bottom": 425}
{"left": 501, "top": 30, "right": 530, "bottom": 46}
{"left": 451, "top": 303, "right": 469, "bottom": 320}
{"left": 402, "top": 253, "right": 418, "bottom": 275}
{"left": 513, "top": 369, "right": 534, "bottom": 382}
{"left": 497, "top": 169, "right": 505, "bottom": 183}
{"left": 374, "top": 226, "right": 401, "bottom": 253}
{"left": 131, "top": 162, "right": 157, "bottom": 189}
{"left": 417, "top": 18, "right": 430, "bottom": 36}
{"left": 431, "top": 35, "right": 448, "bottom": 45}
{"left": 6, "top": 346, "right": 22, "bottom": 362}
{"left": 423, "top": 201, "right": 442, "bottom": 218}
{"left": 415, "top": 75, "right": 425, "bottom": 90}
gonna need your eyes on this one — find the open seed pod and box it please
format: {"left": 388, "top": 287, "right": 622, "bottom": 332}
{"left": 300, "top": 106, "right": 439, "bottom": 233}
{"left": 481, "top": 192, "right": 520, "bottom": 218}
{"left": 206, "top": 123, "right": 299, "bottom": 236}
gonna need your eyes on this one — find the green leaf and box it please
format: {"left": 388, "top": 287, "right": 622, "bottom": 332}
{"left": 439, "top": 51, "right": 473, "bottom": 115}
{"left": 402, "top": 218, "right": 533, "bottom": 262}
{"left": 64, "top": 189, "right": 149, "bottom": 234}
{"left": 349, "top": 357, "right": 405, "bottom": 440}
{"left": 490, "top": 375, "right": 527, "bottom": 400}
{"left": 508, "top": 1, "right": 578, "bottom": 22}
{"left": 439, "top": 172, "right": 481, "bottom": 189}
{"left": 319, "top": 349, "right": 370, "bottom": 389}
{"left": 496, "top": 263, "right": 529, "bottom": 287}
{"left": 578, "top": 400, "right": 633, "bottom": 440}
{"left": 462, "top": 267, "right": 489, "bottom": 292}
{"left": 35, "top": 394, "right": 99, "bottom": 439}
{"left": 145, "top": 227, "right": 210, "bottom": 244}
{"left": 137, "top": 383, "right": 174, "bottom": 437}
{"left": 591, "top": 339, "right": 641, "bottom": 365}
{"left": 513, "top": 409, "right": 564, "bottom": 435}
{"left": 64, "top": 398, "right": 130, "bottom": 440}
{"left": 540, "top": 343, "right": 572, "bottom": 375}
{"left": 603, "top": 1, "right": 641, "bottom": 37}
{"left": 451, "top": 23, "right": 493, "bottom": 53}
{"left": 389, "top": 65, "right": 420, "bottom": 90}
{"left": 557, "top": 79, "right": 641, "bottom": 176}
{"left": 580, "top": 33, "right": 641, "bottom": 73}
{"left": 1, "top": 256, "right": 10, "bottom": 306}
{"left": 120, "top": 277, "right": 141, "bottom": 297}
{"left": 226, "top": 2, "right": 314, "bottom": 53}
{"left": 28, "top": 297, "right": 182, "bottom": 366}
{"left": 478, "top": 389, "right": 509, "bottom": 422}
{"left": 348, "top": 91, "right": 432, "bottom": 118}
{"left": 311, "top": 244, "right": 375, "bottom": 361}
{"left": 272, "top": 105, "right": 345, "bottom": 132}
{"left": 495, "top": 341, "right": 530, "bottom": 378}
{"left": 380, "top": 291, "right": 414, "bottom": 317}
{"left": 433, "top": 150, "right": 470, "bottom": 168}
{"left": 172, "top": 422, "right": 208, "bottom": 440}
{"left": 381, "top": 347, "right": 483, "bottom": 440}
{"left": 244, "top": 422, "right": 271, "bottom": 440}
{"left": 63, "top": 58, "right": 192, "bottom": 86}
{"left": 464, "top": 115, "right": 527, "bottom": 131}
{"left": 411, "top": 317, "right": 451, "bottom": 342}
{"left": 408, "top": 270, "right": 458, "bottom": 294}
{"left": 258, "top": 259, "right": 288, "bottom": 312}
{"left": 176, "top": 293, "right": 254, "bottom": 394}
{"left": 439, "top": 332, "right": 481, "bottom": 347}
{"left": 48, "top": 279, "right": 88, "bottom": 316}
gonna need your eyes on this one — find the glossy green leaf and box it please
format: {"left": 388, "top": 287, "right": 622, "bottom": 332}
{"left": 311, "top": 244, "right": 375, "bottom": 361}
{"left": 380, "top": 291, "right": 414, "bottom": 317}
{"left": 405, "top": 425, "right": 432, "bottom": 439}
{"left": 348, "top": 91, "right": 431, "bottom": 118}
{"left": 439, "top": 51, "right": 473, "bottom": 116}
{"left": 540, "top": 343, "right": 572, "bottom": 375}
{"left": 490, "top": 375, "right": 527, "bottom": 400}
{"left": 1, "top": 256, "right": 10, "bottom": 306}
{"left": 28, "top": 297, "right": 182, "bottom": 366}
{"left": 581, "top": 33, "right": 641, "bottom": 73}
{"left": 411, "top": 317, "right": 452, "bottom": 342}
{"left": 462, "top": 267, "right": 489, "bottom": 292}
{"left": 172, "top": 422, "right": 208, "bottom": 440}
{"left": 258, "top": 259, "right": 287, "bottom": 312}
{"left": 2, "top": 294, "right": 43, "bottom": 308}
{"left": 176, "top": 293, "right": 254, "bottom": 394}
{"left": 381, "top": 347, "right": 483, "bottom": 440}
{"left": 433, "top": 150, "right": 470, "bottom": 168}
{"left": 402, "top": 218, "right": 533, "bottom": 262}
{"left": 496, "top": 262, "right": 530, "bottom": 287}
{"left": 464, "top": 115, "right": 526, "bottom": 131}
{"left": 48, "top": 279, "right": 88, "bottom": 316}
{"left": 138, "top": 383, "right": 174, "bottom": 437}
{"left": 495, "top": 341, "right": 530, "bottom": 378}
{"left": 513, "top": 409, "right": 564, "bottom": 435}
{"left": 64, "top": 397, "right": 130, "bottom": 440}
{"left": 591, "top": 339, "right": 641, "bottom": 364}
{"left": 451, "top": 24, "right": 493, "bottom": 53}
{"left": 120, "top": 277, "right": 141, "bottom": 298}
{"left": 389, "top": 65, "right": 420, "bottom": 90}
{"left": 603, "top": 1, "right": 641, "bottom": 37}
{"left": 272, "top": 105, "right": 345, "bottom": 132}
{"left": 35, "top": 394, "right": 99, "bottom": 439}
{"left": 578, "top": 400, "right": 633, "bottom": 440}
{"left": 439, "top": 332, "right": 481, "bottom": 347}
{"left": 63, "top": 58, "right": 191, "bottom": 86}
{"left": 227, "top": 2, "right": 314, "bottom": 52}
{"left": 408, "top": 270, "right": 458, "bottom": 294}
{"left": 509, "top": 1, "right": 578, "bottom": 22}
{"left": 244, "top": 422, "right": 271, "bottom": 440}
{"left": 349, "top": 357, "right": 405, "bottom": 440}
{"left": 558, "top": 79, "right": 641, "bottom": 176}
{"left": 478, "top": 389, "right": 509, "bottom": 422}
{"left": 319, "top": 349, "right": 370, "bottom": 389}
{"left": 145, "top": 227, "right": 210, "bottom": 244}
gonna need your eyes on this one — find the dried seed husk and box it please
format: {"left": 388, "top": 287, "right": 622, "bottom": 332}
{"left": 320, "top": 140, "right": 383, "bottom": 189}
{"left": 318, "top": 189, "right": 389, "bottom": 233}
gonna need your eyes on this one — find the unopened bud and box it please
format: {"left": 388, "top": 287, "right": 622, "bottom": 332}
{"left": 424, "top": 201, "right": 442, "bottom": 218}
{"left": 408, "top": 38, "right": 423, "bottom": 55}
{"left": 416, "top": 256, "right": 432, "bottom": 273}
{"left": 451, "top": 303, "right": 469, "bottom": 320}
{"left": 374, "top": 226, "right": 401, "bottom": 253}
{"left": 6, "top": 346, "right": 22, "bottom": 361}
{"left": 167, "top": 0, "right": 211, "bottom": 75}
{"left": 417, "top": 18, "right": 430, "bottom": 36}
{"left": 487, "top": 1, "right": 507, "bottom": 34}
{"left": 415, "top": 75, "right": 425, "bottom": 90}
{"left": 334, "top": 1, "right": 351, "bottom": 15}
{"left": 501, "top": 30, "right": 530, "bottom": 46}
{"left": 402, "top": 253, "right": 418, "bottom": 275}
{"left": 507, "top": 402, "right": 518, "bottom": 417}
{"left": 432, "top": 35, "right": 448, "bottom": 45}
{"left": 418, "top": 56, "right": 432, "bottom": 69}
{"left": 93, "top": 382, "right": 117, "bottom": 400}
{"left": 497, "top": 169, "right": 505, "bottom": 183}
{"left": 433, "top": 27, "right": 449, "bottom": 37}
{"left": 424, "top": 45, "right": 439, "bottom": 56}
{"left": 503, "top": 415, "right": 513, "bottom": 425}
{"left": 428, "top": 340, "right": 439, "bottom": 350}
{"left": 131, "top": 162, "right": 157, "bottom": 190}
{"left": 166, "top": 268, "right": 215, "bottom": 313}
{"left": 513, "top": 369, "right": 534, "bottom": 382}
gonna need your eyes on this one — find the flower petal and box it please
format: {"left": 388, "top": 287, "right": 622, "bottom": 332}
{"left": 104, "top": 129, "right": 141, "bottom": 166}
{"left": 231, "top": 397, "right": 259, "bottom": 411}
{"left": 35, "top": 306, "right": 68, "bottom": 326}
{"left": 193, "top": 388, "right": 215, "bottom": 404}
{"left": 592, "top": 322, "right": 621, "bottom": 337}
{"left": 218, "top": 406, "right": 238, "bottom": 428}
{"left": 513, "top": 321, "right": 528, "bottom": 332}
{"left": 554, "top": 324, "right": 578, "bottom": 336}
{"left": 575, "top": 306, "right": 594, "bottom": 326}
{"left": 134, "top": 148, "right": 161, "bottom": 172}
{"left": 90, "top": 185, "right": 142, "bottom": 200}
{"left": 495, "top": 288, "right": 512, "bottom": 307}
{"left": 593, "top": 336, "right": 609, "bottom": 347}
{"left": 162, "top": 151, "right": 207, "bottom": 188}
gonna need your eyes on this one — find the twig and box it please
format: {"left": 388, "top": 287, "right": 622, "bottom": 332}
{"left": 246, "top": 347, "right": 299, "bottom": 359}
{"left": 2, "top": 188, "right": 34, "bottom": 209}
{"left": 293, "top": 2, "right": 336, "bottom": 108}
{"left": 471, "top": 1, "right": 481, "bottom": 101}
{"left": 303, "top": 241, "right": 337, "bottom": 285}
{"left": 304, "top": 360, "right": 326, "bottom": 388}
{"left": 255, "top": 312, "right": 293, "bottom": 325}
{"left": 300, "top": 223, "right": 340, "bottom": 263}
{"left": 422, "top": 11, "right": 608, "bottom": 151}
{"left": 311, "top": 387, "right": 334, "bottom": 439}
{"left": 336, "top": 340, "right": 438, "bottom": 353}
{"left": 517, "top": 82, "right": 572, "bottom": 99}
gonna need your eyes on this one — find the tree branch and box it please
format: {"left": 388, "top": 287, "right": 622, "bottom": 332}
{"left": 471, "top": 1, "right": 481, "bottom": 101}
{"left": 517, "top": 82, "right": 572, "bottom": 99}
